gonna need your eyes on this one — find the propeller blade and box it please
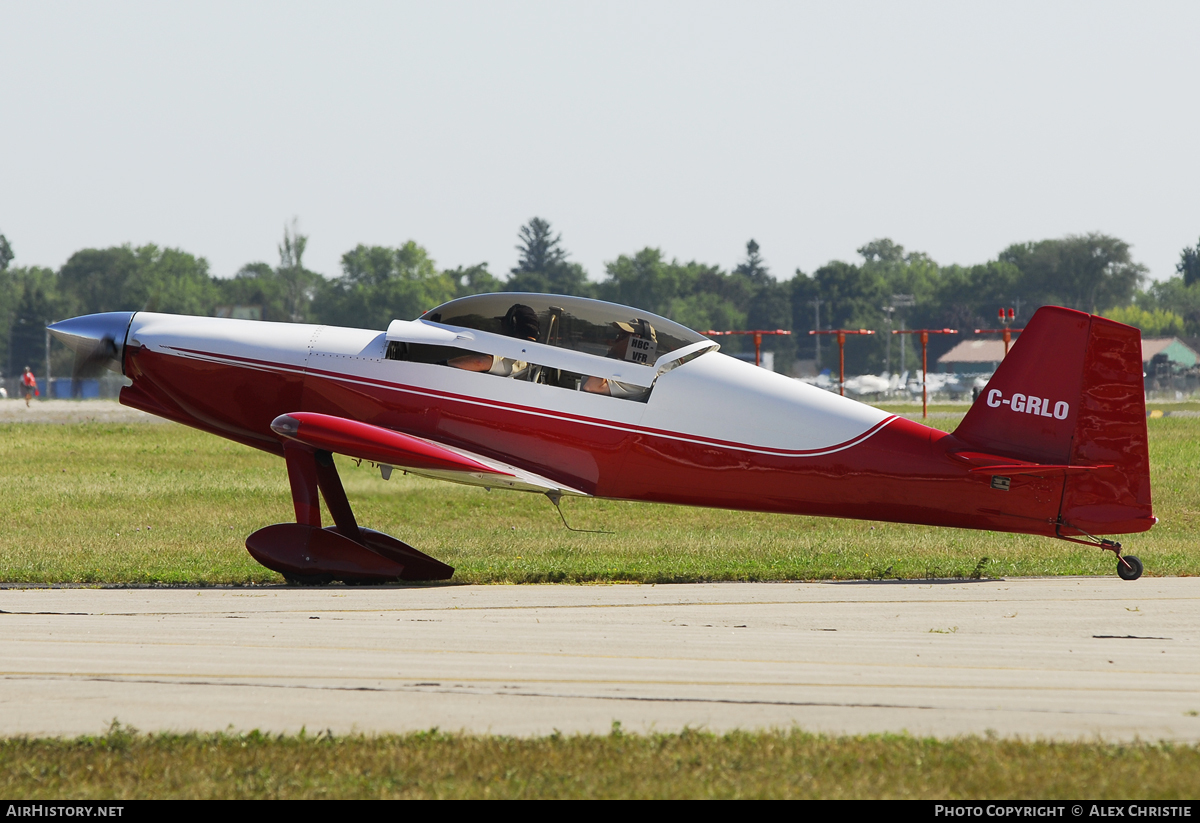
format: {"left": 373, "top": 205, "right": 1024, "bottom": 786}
{"left": 72, "top": 334, "right": 120, "bottom": 379}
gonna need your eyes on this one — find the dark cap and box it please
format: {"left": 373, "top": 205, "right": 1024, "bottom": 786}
{"left": 613, "top": 319, "right": 656, "bottom": 341}
{"left": 502, "top": 304, "right": 541, "bottom": 341}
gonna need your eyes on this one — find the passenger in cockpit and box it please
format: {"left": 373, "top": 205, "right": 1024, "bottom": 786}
{"left": 582, "top": 320, "right": 656, "bottom": 399}
{"left": 447, "top": 303, "right": 540, "bottom": 377}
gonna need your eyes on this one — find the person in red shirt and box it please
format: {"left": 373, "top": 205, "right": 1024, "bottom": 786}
{"left": 21, "top": 366, "right": 38, "bottom": 407}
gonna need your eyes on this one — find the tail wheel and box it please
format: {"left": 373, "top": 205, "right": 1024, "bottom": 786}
{"left": 1117, "top": 555, "right": 1143, "bottom": 581}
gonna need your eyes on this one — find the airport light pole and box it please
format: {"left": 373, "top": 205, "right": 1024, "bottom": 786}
{"left": 808, "top": 298, "right": 824, "bottom": 369}
{"left": 881, "top": 305, "right": 895, "bottom": 373}
{"left": 808, "top": 329, "right": 874, "bottom": 396}
{"left": 702, "top": 329, "right": 792, "bottom": 368}
{"left": 891, "top": 328, "right": 958, "bottom": 418}
{"left": 974, "top": 307, "right": 1023, "bottom": 356}
{"left": 890, "top": 294, "right": 915, "bottom": 372}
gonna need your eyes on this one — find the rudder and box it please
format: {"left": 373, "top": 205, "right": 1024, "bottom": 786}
{"left": 1058, "top": 315, "right": 1153, "bottom": 535}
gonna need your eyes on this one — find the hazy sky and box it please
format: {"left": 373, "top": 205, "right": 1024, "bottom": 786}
{"left": 3, "top": 1, "right": 1198, "bottom": 285}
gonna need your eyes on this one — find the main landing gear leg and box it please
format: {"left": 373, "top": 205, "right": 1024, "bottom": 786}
{"left": 246, "top": 443, "right": 454, "bottom": 585}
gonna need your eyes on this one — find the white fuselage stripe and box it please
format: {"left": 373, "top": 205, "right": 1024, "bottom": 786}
{"left": 161, "top": 346, "right": 899, "bottom": 458}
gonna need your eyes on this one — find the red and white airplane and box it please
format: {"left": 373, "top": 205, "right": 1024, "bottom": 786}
{"left": 48, "top": 293, "right": 1154, "bottom": 583}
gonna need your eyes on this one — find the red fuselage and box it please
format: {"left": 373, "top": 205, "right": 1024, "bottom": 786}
{"left": 117, "top": 315, "right": 1139, "bottom": 540}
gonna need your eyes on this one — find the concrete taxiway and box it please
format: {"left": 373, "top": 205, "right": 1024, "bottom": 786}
{"left": 1, "top": 579, "right": 1197, "bottom": 740}
{"left": 0, "top": 398, "right": 159, "bottom": 425}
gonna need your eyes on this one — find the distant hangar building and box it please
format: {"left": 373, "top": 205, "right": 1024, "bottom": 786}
{"left": 938, "top": 336, "right": 1198, "bottom": 375}
{"left": 1141, "top": 337, "right": 1198, "bottom": 373}
{"left": 936, "top": 339, "right": 1009, "bottom": 374}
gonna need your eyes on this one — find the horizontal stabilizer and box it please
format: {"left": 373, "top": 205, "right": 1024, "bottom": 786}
{"left": 968, "top": 464, "right": 1110, "bottom": 477}
{"left": 949, "top": 450, "right": 1112, "bottom": 476}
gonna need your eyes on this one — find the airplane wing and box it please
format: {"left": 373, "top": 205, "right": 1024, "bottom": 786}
{"left": 271, "top": 412, "right": 590, "bottom": 497}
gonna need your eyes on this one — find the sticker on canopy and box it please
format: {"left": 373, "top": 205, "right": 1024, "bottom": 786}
{"left": 625, "top": 336, "right": 657, "bottom": 365}
{"left": 615, "top": 320, "right": 658, "bottom": 365}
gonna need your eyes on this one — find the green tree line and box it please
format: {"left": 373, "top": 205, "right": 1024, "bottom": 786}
{"left": 2, "top": 219, "right": 1199, "bottom": 378}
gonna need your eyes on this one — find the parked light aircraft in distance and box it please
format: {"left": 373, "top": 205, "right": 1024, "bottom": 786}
{"left": 910, "top": 371, "right": 989, "bottom": 401}
{"left": 797, "top": 369, "right": 835, "bottom": 390}
{"left": 843, "top": 371, "right": 905, "bottom": 399}
{"left": 48, "top": 293, "right": 1154, "bottom": 583}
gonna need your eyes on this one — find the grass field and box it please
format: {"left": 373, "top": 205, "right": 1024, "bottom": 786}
{"left": 4, "top": 725, "right": 1199, "bottom": 800}
{"left": 2, "top": 407, "right": 1198, "bottom": 800}
{"left": 0, "top": 407, "right": 1196, "bottom": 584}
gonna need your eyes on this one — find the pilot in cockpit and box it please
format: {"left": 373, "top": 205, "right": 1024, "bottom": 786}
{"left": 447, "top": 303, "right": 540, "bottom": 377}
{"left": 582, "top": 319, "right": 657, "bottom": 398}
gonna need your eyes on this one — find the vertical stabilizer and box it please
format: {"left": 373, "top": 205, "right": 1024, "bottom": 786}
{"left": 953, "top": 307, "right": 1153, "bottom": 536}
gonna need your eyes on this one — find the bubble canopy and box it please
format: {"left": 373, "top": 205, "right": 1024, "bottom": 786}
{"left": 420, "top": 293, "right": 709, "bottom": 360}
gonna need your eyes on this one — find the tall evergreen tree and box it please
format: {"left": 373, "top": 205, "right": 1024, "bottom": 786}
{"left": 734, "top": 239, "right": 771, "bottom": 285}
{"left": 507, "top": 218, "right": 589, "bottom": 295}
{"left": 1177, "top": 237, "right": 1200, "bottom": 288}
{"left": 512, "top": 218, "right": 566, "bottom": 276}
